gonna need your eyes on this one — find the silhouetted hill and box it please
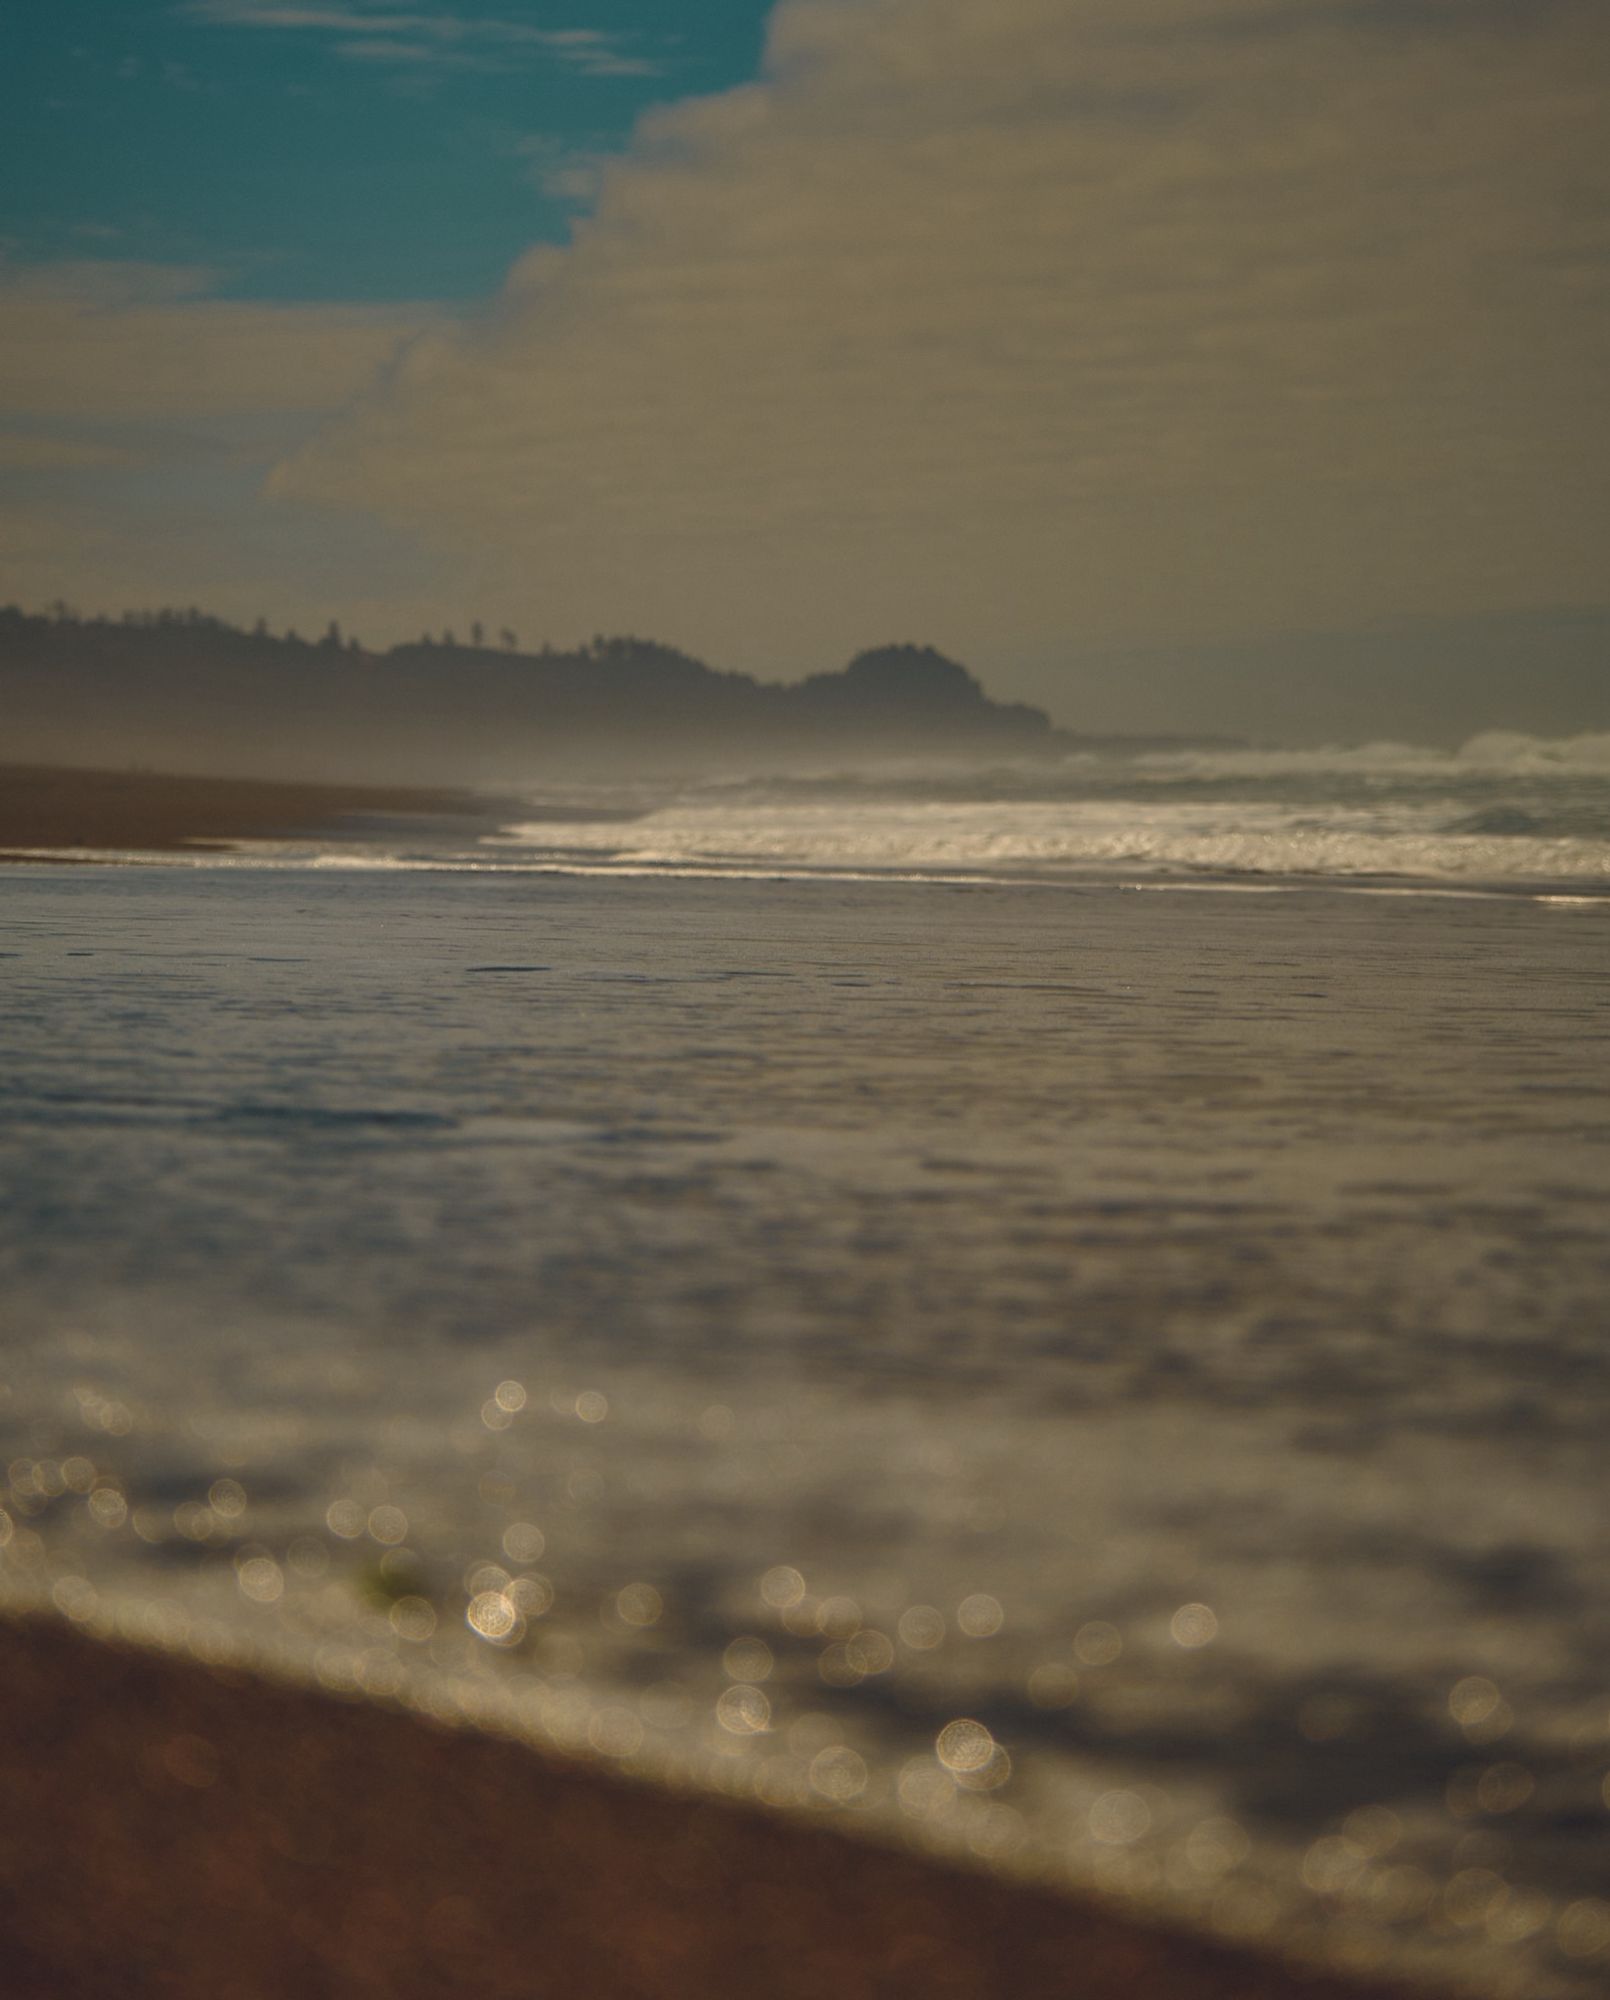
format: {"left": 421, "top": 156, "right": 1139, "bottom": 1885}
{"left": 0, "top": 608, "right": 1056, "bottom": 784}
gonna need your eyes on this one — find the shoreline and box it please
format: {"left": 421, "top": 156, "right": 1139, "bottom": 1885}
{"left": 0, "top": 763, "right": 510, "bottom": 857}
{"left": 0, "top": 1612, "right": 1442, "bottom": 2000}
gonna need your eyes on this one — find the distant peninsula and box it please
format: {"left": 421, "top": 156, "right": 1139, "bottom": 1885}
{"left": 0, "top": 605, "right": 1069, "bottom": 785}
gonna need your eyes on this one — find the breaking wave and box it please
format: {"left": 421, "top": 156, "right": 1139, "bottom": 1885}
{"left": 481, "top": 732, "right": 1610, "bottom": 891}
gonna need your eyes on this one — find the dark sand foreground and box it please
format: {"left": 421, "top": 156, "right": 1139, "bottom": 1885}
{"left": 0, "top": 764, "right": 505, "bottom": 857}
{"left": 0, "top": 1616, "right": 1440, "bottom": 2000}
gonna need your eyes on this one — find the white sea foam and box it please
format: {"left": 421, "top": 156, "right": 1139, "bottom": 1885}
{"left": 18, "top": 730, "right": 1607, "bottom": 894}
{"left": 1133, "top": 729, "right": 1610, "bottom": 781}
{"left": 492, "top": 795, "right": 1610, "bottom": 887}
{"left": 474, "top": 730, "right": 1610, "bottom": 888}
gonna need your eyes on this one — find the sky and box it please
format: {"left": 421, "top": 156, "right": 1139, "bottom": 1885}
{"left": 3, "top": 0, "right": 1608, "bottom": 732}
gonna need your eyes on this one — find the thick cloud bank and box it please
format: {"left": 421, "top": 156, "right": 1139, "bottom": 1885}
{"left": 277, "top": 0, "right": 1610, "bottom": 677}
{"left": 0, "top": 261, "right": 433, "bottom": 625}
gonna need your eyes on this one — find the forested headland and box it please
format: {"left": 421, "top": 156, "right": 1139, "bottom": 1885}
{"left": 0, "top": 604, "right": 1058, "bottom": 783}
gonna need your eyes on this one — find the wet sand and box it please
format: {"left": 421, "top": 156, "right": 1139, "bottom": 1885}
{"left": 0, "top": 1614, "right": 1438, "bottom": 2000}
{"left": 0, "top": 764, "right": 505, "bottom": 857}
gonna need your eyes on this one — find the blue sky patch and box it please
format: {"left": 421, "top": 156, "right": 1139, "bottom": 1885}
{"left": 3, "top": 0, "right": 775, "bottom": 300}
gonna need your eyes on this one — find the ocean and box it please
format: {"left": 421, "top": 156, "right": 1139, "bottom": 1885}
{"left": 2, "top": 735, "right": 1608, "bottom": 1996}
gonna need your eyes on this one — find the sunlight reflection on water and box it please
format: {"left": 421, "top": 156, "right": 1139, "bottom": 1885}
{"left": 1, "top": 865, "right": 1607, "bottom": 1996}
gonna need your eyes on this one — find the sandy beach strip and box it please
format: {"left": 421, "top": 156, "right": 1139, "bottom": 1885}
{"left": 0, "top": 764, "right": 507, "bottom": 858}
{"left": 0, "top": 1613, "right": 1444, "bottom": 2000}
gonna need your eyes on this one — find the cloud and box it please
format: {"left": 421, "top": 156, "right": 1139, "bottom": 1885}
{"left": 511, "top": 135, "right": 609, "bottom": 206}
{"left": 333, "top": 38, "right": 490, "bottom": 68}
{"left": 0, "top": 434, "right": 138, "bottom": 473}
{"left": 0, "top": 259, "right": 434, "bottom": 422}
{"left": 0, "top": 262, "right": 445, "bottom": 633}
{"left": 181, "top": 1, "right": 666, "bottom": 76}
{"left": 273, "top": 0, "right": 1610, "bottom": 677}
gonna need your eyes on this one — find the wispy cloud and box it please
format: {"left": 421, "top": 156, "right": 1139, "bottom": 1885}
{"left": 333, "top": 38, "right": 493, "bottom": 69}
{"left": 511, "top": 134, "right": 609, "bottom": 205}
{"left": 180, "top": 1, "right": 666, "bottom": 76}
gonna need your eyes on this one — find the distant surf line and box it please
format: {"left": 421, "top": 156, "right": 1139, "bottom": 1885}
{"left": 5, "top": 844, "right": 1606, "bottom": 906}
